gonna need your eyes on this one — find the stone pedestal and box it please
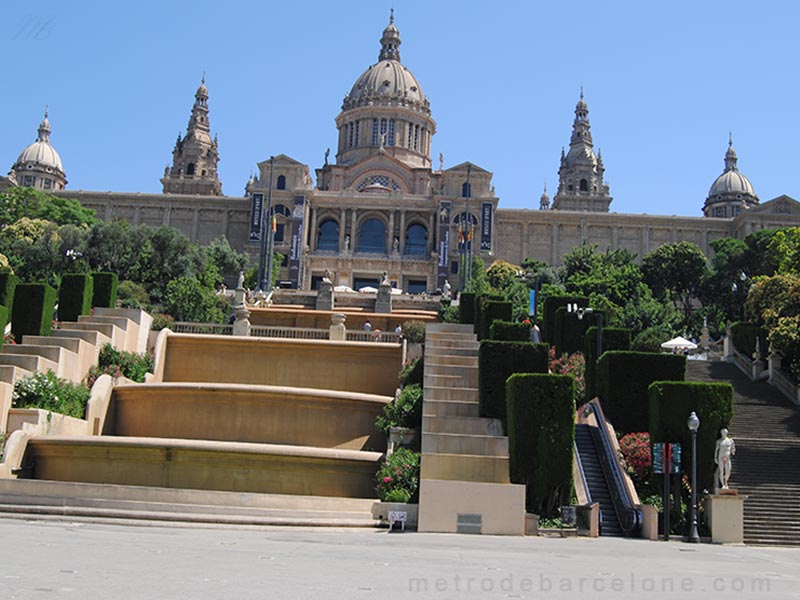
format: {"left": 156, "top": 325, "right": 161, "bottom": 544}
{"left": 232, "top": 302, "right": 251, "bottom": 337}
{"left": 329, "top": 313, "right": 346, "bottom": 341}
{"left": 705, "top": 492, "right": 746, "bottom": 544}
{"left": 375, "top": 283, "right": 392, "bottom": 314}
{"left": 316, "top": 280, "right": 334, "bottom": 311}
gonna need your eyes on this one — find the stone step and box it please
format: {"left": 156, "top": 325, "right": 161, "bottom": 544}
{"left": 424, "top": 365, "right": 478, "bottom": 386}
{"left": 23, "top": 336, "right": 96, "bottom": 381}
{"left": 426, "top": 339, "right": 479, "bottom": 350}
{"left": 420, "top": 453, "right": 510, "bottom": 484}
{"left": 1, "top": 344, "right": 79, "bottom": 382}
{"left": 0, "top": 365, "right": 32, "bottom": 386}
{"left": 60, "top": 321, "right": 122, "bottom": 348}
{"left": 0, "top": 353, "right": 58, "bottom": 376}
{"left": 421, "top": 432, "right": 508, "bottom": 456}
{"left": 50, "top": 328, "right": 111, "bottom": 350}
{"left": 422, "top": 415, "right": 502, "bottom": 436}
{"left": 78, "top": 315, "right": 135, "bottom": 351}
{"left": 425, "top": 323, "right": 474, "bottom": 335}
{"left": 423, "top": 386, "right": 478, "bottom": 402}
{"left": 424, "top": 355, "right": 478, "bottom": 368}
{"left": 424, "top": 373, "right": 477, "bottom": 388}
{"left": 423, "top": 399, "right": 480, "bottom": 418}
{"left": 426, "top": 332, "right": 477, "bottom": 342}
{"left": 424, "top": 346, "right": 479, "bottom": 357}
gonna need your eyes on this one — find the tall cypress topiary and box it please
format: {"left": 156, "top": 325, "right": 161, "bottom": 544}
{"left": 0, "top": 273, "right": 19, "bottom": 309}
{"left": 91, "top": 272, "right": 118, "bottom": 308}
{"left": 11, "top": 283, "right": 57, "bottom": 339}
{"left": 58, "top": 274, "right": 94, "bottom": 322}
{"left": 583, "top": 326, "right": 631, "bottom": 402}
{"left": 541, "top": 295, "right": 588, "bottom": 344}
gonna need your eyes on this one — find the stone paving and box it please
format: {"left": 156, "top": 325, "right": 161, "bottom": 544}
{"left": 0, "top": 517, "right": 798, "bottom": 599}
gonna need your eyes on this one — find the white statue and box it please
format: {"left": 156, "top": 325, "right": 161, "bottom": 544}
{"left": 443, "top": 279, "right": 452, "bottom": 299}
{"left": 344, "top": 235, "right": 350, "bottom": 251}
{"left": 237, "top": 271, "right": 245, "bottom": 290}
{"left": 714, "top": 428, "right": 736, "bottom": 490}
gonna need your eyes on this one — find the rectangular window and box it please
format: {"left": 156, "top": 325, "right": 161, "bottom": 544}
{"left": 388, "top": 119, "right": 395, "bottom": 145}
{"left": 354, "top": 121, "right": 360, "bottom": 146}
{"left": 24, "top": 176, "right": 34, "bottom": 186}
{"left": 372, "top": 119, "right": 379, "bottom": 145}
{"left": 414, "top": 125, "right": 420, "bottom": 151}
{"left": 43, "top": 178, "right": 52, "bottom": 189}
{"left": 408, "top": 123, "right": 413, "bottom": 148}
{"left": 348, "top": 123, "right": 354, "bottom": 148}
{"left": 450, "top": 260, "right": 459, "bottom": 274}
{"left": 274, "top": 223, "right": 285, "bottom": 242}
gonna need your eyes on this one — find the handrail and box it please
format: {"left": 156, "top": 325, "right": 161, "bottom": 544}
{"left": 573, "top": 441, "right": 592, "bottom": 504}
{"left": 585, "top": 400, "right": 642, "bottom": 536}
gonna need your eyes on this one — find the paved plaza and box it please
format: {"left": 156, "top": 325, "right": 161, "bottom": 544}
{"left": 0, "top": 517, "right": 798, "bottom": 599}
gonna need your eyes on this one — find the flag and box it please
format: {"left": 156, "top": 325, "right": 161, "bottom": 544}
{"left": 272, "top": 215, "right": 277, "bottom": 232}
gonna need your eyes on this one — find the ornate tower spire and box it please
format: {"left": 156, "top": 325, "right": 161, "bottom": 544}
{"left": 724, "top": 132, "right": 738, "bottom": 172}
{"left": 552, "top": 90, "right": 612, "bottom": 212}
{"left": 161, "top": 75, "right": 223, "bottom": 196}
{"left": 378, "top": 9, "right": 401, "bottom": 62}
{"left": 37, "top": 106, "right": 51, "bottom": 142}
{"left": 539, "top": 182, "right": 550, "bottom": 210}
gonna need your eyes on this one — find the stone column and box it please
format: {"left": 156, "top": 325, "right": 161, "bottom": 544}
{"left": 427, "top": 212, "right": 435, "bottom": 254}
{"left": 399, "top": 210, "right": 407, "bottom": 254}
{"left": 309, "top": 206, "right": 317, "bottom": 252}
{"left": 351, "top": 208, "right": 359, "bottom": 252}
{"left": 339, "top": 207, "right": 346, "bottom": 251}
{"left": 329, "top": 313, "right": 346, "bottom": 341}
{"left": 388, "top": 210, "right": 396, "bottom": 255}
{"left": 375, "top": 274, "right": 392, "bottom": 314}
{"left": 316, "top": 276, "right": 334, "bottom": 311}
{"left": 232, "top": 284, "right": 251, "bottom": 337}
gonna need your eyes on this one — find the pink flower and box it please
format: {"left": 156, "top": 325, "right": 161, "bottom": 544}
{"left": 383, "top": 476, "right": 392, "bottom": 483}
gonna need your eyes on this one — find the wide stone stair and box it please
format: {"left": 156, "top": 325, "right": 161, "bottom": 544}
{"left": 574, "top": 423, "right": 623, "bottom": 536}
{"left": 417, "top": 323, "right": 525, "bottom": 535}
{"left": 686, "top": 360, "right": 800, "bottom": 546}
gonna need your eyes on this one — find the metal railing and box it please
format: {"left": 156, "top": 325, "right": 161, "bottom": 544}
{"left": 250, "top": 326, "right": 328, "bottom": 340}
{"left": 346, "top": 331, "right": 402, "bottom": 344}
{"left": 171, "top": 322, "right": 233, "bottom": 335}
{"left": 169, "top": 322, "right": 402, "bottom": 344}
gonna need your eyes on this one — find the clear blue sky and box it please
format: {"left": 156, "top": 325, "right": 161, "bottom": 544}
{"left": 2, "top": 1, "right": 797, "bottom": 217}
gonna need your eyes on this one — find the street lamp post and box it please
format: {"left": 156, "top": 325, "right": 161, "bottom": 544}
{"left": 687, "top": 411, "right": 701, "bottom": 543}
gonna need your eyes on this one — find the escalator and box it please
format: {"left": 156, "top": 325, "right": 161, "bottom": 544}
{"left": 574, "top": 400, "right": 642, "bottom": 537}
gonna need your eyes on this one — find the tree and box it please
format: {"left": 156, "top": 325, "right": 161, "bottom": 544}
{"left": 767, "top": 227, "right": 800, "bottom": 276}
{"left": 642, "top": 242, "right": 709, "bottom": 323}
{"left": 746, "top": 274, "right": 800, "bottom": 380}
{"left": 700, "top": 237, "right": 750, "bottom": 324}
{"left": 0, "top": 187, "right": 97, "bottom": 228}
{"left": 162, "top": 276, "right": 226, "bottom": 323}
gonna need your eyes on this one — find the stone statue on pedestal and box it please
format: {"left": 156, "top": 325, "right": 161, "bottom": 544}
{"left": 715, "top": 428, "right": 736, "bottom": 490}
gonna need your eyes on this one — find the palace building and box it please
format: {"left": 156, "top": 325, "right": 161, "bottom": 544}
{"left": 3, "top": 13, "right": 800, "bottom": 291}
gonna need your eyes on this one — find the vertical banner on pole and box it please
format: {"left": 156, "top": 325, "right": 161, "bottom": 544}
{"left": 288, "top": 195, "right": 306, "bottom": 289}
{"left": 480, "top": 202, "right": 493, "bottom": 252}
{"left": 248, "top": 193, "right": 264, "bottom": 242}
{"left": 437, "top": 201, "right": 451, "bottom": 290}
{"left": 529, "top": 289, "right": 537, "bottom": 317}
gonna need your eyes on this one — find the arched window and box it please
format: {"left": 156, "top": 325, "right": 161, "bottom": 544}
{"left": 276, "top": 175, "right": 286, "bottom": 190}
{"left": 579, "top": 179, "right": 588, "bottom": 192}
{"left": 186, "top": 163, "right": 196, "bottom": 176}
{"left": 357, "top": 218, "right": 387, "bottom": 254}
{"left": 317, "top": 219, "right": 339, "bottom": 252}
{"left": 404, "top": 224, "right": 428, "bottom": 255}
{"left": 388, "top": 119, "right": 395, "bottom": 145}
{"left": 462, "top": 182, "right": 472, "bottom": 198}
{"left": 380, "top": 118, "right": 387, "bottom": 145}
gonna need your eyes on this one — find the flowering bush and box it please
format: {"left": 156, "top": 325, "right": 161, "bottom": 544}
{"left": 85, "top": 344, "right": 153, "bottom": 386}
{"left": 548, "top": 346, "right": 585, "bottom": 401}
{"left": 618, "top": 431, "right": 659, "bottom": 497}
{"left": 375, "top": 448, "right": 420, "bottom": 503}
{"left": 3, "top": 331, "right": 15, "bottom": 345}
{"left": 13, "top": 371, "right": 91, "bottom": 419}
{"left": 376, "top": 384, "right": 422, "bottom": 434}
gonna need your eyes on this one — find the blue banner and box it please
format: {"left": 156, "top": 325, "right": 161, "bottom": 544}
{"left": 480, "top": 202, "right": 493, "bottom": 252}
{"left": 437, "top": 201, "right": 451, "bottom": 290}
{"left": 248, "top": 193, "right": 264, "bottom": 242}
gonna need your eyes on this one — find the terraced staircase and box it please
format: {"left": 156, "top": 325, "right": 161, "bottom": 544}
{"left": 418, "top": 323, "right": 525, "bottom": 535}
{"left": 686, "top": 360, "right": 800, "bottom": 546}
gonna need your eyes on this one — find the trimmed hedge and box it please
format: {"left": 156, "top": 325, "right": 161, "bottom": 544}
{"left": 729, "top": 322, "right": 765, "bottom": 358}
{"left": 478, "top": 340, "right": 549, "bottom": 426}
{"left": 541, "top": 295, "right": 588, "bottom": 344}
{"left": 480, "top": 301, "right": 513, "bottom": 340}
{"left": 11, "top": 283, "right": 57, "bottom": 340}
{"left": 0, "top": 305, "right": 7, "bottom": 349}
{"left": 474, "top": 293, "right": 504, "bottom": 337}
{"left": 459, "top": 292, "right": 476, "bottom": 325}
{"left": 553, "top": 308, "right": 604, "bottom": 356}
{"left": 596, "top": 351, "right": 686, "bottom": 434}
{"left": 58, "top": 274, "right": 94, "bottom": 322}
{"left": 489, "top": 320, "right": 531, "bottom": 342}
{"left": 91, "top": 272, "right": 118, "bottom": 308}
{"left": 0, "top": 273, "right": 19, "bottom": 309}
{"left": 400, "top": 357, "right": 423, "bottom": 387}
{"left": 649, "top": 381, "right": 733, "bottom": 493}
{"left": 506, "top": 373, "right": 575, "bottom": 515}
{"left": 584, "top": 326, "right": 631, "bottom": 402}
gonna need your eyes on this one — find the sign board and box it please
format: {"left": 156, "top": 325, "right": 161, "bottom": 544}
{"left": 652, "top": 442, "right": 682, "bottom": 474}
{"left": 288, "top": 195, "right": 306, "bottom": 288}
{"left": 248, "top": 193, "right": 264, "bottom": 242}
{"left": 480, "top": 202, "right": 493, "bottom": 252}
{"left": 437, "top": 201, "right": 451, "bottom": 290}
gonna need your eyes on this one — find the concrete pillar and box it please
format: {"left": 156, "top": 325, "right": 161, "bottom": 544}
{"left": 399, "top": 210, "right": 407, "bottom": 254}
{"left": 329, "top": 313, "right": 346, "bottom": 341}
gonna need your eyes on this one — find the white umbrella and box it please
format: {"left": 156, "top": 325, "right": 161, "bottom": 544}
{"left": 334, "top": 285, "right": 354, "bottom": 293}
{"left": 359, "top": 286, "right": 378, "bottom": 293}
{"left": 660, "top": 336, "right": 698, "bottom": 350}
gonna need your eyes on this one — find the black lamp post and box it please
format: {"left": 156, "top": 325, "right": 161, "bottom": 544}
{"left": 687, "top": 411, "right": 701, "bottom": 543}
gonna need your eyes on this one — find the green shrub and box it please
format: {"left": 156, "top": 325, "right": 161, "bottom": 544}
{"left": 375, "top": 448, "right": 420, "bottom": 503}
{"left": 58, "top": 274, "right": 94, "bottom": 322}
{"left": 400, "top": 357, "right": 423, "bottom": 387}
{"left": 0, "top": 273, "right": 19, "bottom": 309}
{"left": 376, "top": 384, "right": 422, "bottom": 434}
{"left": 151, "top": 312, "right": 175, "bottom": 331}
{"left": 459, "top": 292, "right": 476, "bottom": 324}
{"left": 553, "top": 307, "right": 603, "bottom": 356}
{"left": 0, "top": 305, "right": 7, "bottom": 350}
{"left": 478, "top": 340, "right": 549, "bottom": 426}
{"left": 91, "top": 272, "right": 118, "bottom": 308}
{"left": 88, "top": 344, "right": 153, "bottom": 384}
{"left": 13, "top": 371, "right": 91, "bottom": 419}
{"left": 649, "top": 381, "right": 734, "bottom": 493}
{"left": 541, "top": 295, "right": 588, "bottom": 344}
{"left": 506, "top": 373, "right": 575, "bottom": 515}
{"left": 474, "top": 293, "right": 504, "bottom": 336}
{"left": 117, "top": 280, "right": 150, "bottom": 310}
{"left": 584, "top": 326, "right": 631, "bottom": 402}
{"left": 11, "top": 283, "right": 57, "bottom": 340}
{"left": 489, "top": 320, "right": 530, "bottom": 342}
{"left": 479, "top": 300, "right": 513, "bottom": 340}
{"left": 597, "top": 351, "right": 686, "bottom": 434}
{"left": 401, "top": 320, "right": 426, "bottom": 343}
{"left": 632, "top": 326, "right": 672, "bottom": 352}
{"left": 729, "top": 322, "right": 765, "bottom": 357}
